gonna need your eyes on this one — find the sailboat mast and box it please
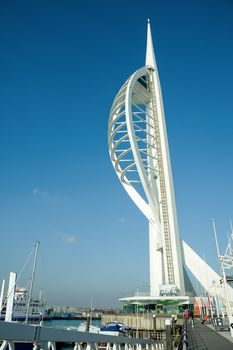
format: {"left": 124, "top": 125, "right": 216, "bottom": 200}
{"left": 0, "top": 279, "right": 5, "bottom": 316}
{"left": 25, "top": 241, "right": 40, "bottom": 324}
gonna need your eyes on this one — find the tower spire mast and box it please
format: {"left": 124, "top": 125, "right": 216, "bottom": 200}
{"left": 146, "top": 18, "right": 156, "bottom": 69}
{"left": 108, "top": 20, "right": 185, "bottom": 297}
{"left": 145, "top": 20, "right": 185, "bottom": 293}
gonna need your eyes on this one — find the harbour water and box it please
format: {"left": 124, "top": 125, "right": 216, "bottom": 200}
{"left": 43, "top": 318, "right": 102, "bottom": 329}
{"left": 42, "top": 319, "right": 102, "bottom": 350}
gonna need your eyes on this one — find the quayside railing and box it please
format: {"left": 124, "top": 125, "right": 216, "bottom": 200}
{"left": 0, "top": 321, "right": 164, "bottom": 350}
{"left": 177, "top": 320, "right": 208, "bottom": 350}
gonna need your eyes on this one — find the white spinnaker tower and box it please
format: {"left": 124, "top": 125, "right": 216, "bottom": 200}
{"left": 108, "top": 20, "right": 185, "bottom": 296}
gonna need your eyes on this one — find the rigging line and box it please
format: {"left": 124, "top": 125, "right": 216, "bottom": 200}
{"left": 0, "top": 245, "right": 35, "bottom": 313}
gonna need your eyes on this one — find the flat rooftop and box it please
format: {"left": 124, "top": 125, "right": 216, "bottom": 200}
{"left": 119, "top": 295, "right": 192, "bottom": 305}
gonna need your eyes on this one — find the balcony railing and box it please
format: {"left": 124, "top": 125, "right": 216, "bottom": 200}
{"left": 0, "top": 321, "right": 164, "bottom": 350}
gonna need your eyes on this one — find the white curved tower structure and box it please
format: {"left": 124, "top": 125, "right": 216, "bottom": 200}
{"left": 108, "top": 20, "right": 185, "bottom": 297}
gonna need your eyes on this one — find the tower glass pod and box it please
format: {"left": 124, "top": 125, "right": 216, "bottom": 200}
{"left": 108, "top": 21, "right": 185, "bottom": 297}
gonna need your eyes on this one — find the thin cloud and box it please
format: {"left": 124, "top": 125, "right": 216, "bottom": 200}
{"left": 119, "top": 217, "right": 127, "bottom": 223}
{"left": 32, "top": 187, "right": 70, "bottom": 201}
{"left": 32, "top": 187, "right": 49, "bottom": 199}
{"left": 32, "top": 187, "right": 40, "bottom": 195}
{"left": 61, "top": 233, "right": 77, "bottom": 244}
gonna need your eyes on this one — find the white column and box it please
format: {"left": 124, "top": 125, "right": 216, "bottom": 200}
{"left": 149, "top": 222, "right": 163, "bottom": 296}
{"left": 5, "top": 272, "right": 16, "bottom": 322}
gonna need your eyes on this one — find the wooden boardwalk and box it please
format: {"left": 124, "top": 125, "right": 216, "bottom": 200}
{"left": 190, "top": 320, "right": 233, "bottom": 349}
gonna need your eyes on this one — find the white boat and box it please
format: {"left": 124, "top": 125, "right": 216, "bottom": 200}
{"left": 0, "top": 286, "right": 49, "bottom": 322}
{"left": 76, "top": 299, "right": 100, "bottom": 333}
{"left": 75, "top": 322, "right": 100, "bottom": 333}
{"left": 0, "top": 242, "right": 50, "bottom": 322}
{"left": 99, "top": 322, "right": 131, "bottom": 336}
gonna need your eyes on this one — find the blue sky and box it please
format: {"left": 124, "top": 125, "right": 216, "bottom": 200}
{"left": 0, "top": 0, "right": 233, "bottom": 308}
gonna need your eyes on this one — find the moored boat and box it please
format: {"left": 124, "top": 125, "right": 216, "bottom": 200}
{"left": 99, "top": 322, "right": 131, "bottom": 336}
{"left": 75, "top": 322, "right": 100, "bottom": 333}
{"left": 0, "top": 286, "right": 50, "bottom": 322}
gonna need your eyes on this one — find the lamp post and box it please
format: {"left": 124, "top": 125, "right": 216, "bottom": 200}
{"left": 210, "top": 280, "right": 220, "bottom": 317}
{"left": 136, "top": 287, "right": 139, "bottom": 338}
{"left": 219, "top": 256, "right": 233, "bottom": 337}
{"left": 212, "top": 219, "right": 233, "bottom": 337}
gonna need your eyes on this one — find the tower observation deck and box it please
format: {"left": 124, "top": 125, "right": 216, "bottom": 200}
{"left": 108, "top": 20, "right": 185, "bottom": 298}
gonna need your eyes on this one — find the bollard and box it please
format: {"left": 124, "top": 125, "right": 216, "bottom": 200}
{"left": 171, "top": 315, "right": 175, "bottom": 336}
{"left": 153, "top": 314, "right": 157, "bottom": 337}
{"left": 85, "top": 314, "right": 90, "bottom": 332}
{"left": 165, "top": 319, "right": 172, "bottom": 350}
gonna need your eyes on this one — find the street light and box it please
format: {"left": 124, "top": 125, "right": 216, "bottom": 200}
{"left": 219, "top": 256, "right": 233, "bottom": 336}
{"left": 212, "top": 219, "right": 233, "bottom": 337}
{"left": 136, "top": 287, "right": 139, "bottom": 338}
{"left": 210, "top": 280, "right": 220, "bottom": 317}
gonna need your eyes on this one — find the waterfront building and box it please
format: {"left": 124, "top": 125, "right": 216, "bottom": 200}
{"left": 108, "top": 20, "right": 233, "bottom": 313}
